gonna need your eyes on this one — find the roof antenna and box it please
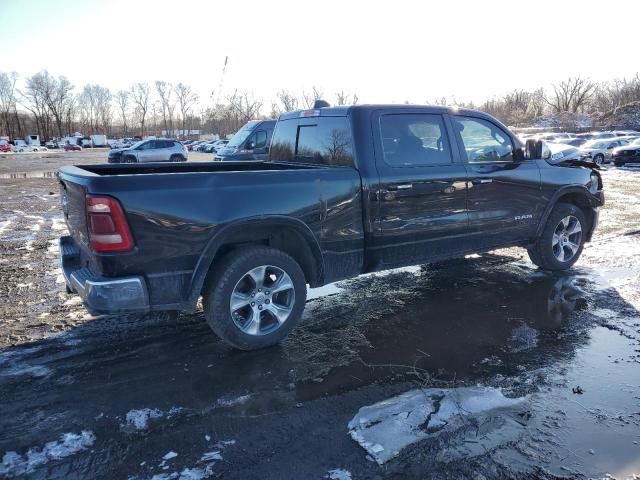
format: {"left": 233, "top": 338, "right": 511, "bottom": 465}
{"left": 313, "top": 99, "right": 330, "bottom": 108}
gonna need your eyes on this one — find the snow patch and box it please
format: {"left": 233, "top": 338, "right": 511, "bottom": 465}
{"left": 199, "top": 451, "right": 222, "bottom": 462}
{"left": 0, "top": 431, "right": 95, "bottom": 478}
{"left": 125, "top": 408, "right": 164, "bottom": 431}
{"left": 327, "top": 468, "right": 352, "bottom": 479}
{"left": 0, "top": 216, "right": 17, "bottom": 238}
{"left": 215, "top": 394, "right": 251, "bottom": 407}
{"left": 163, "top": 451, "right": 178, "bottom": 461}
{"left": 348, "top": 387, "right": 526, "bottom": 464}
{"left": 123, "top": 406, "right": 183, "bottom": 432}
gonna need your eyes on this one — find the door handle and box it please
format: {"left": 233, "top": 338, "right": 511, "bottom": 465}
{"left": 388, "top": 184, "right": 413, "bottom": 190}
{"left": 472, "top": 178, "right": 493, "bottom": 185}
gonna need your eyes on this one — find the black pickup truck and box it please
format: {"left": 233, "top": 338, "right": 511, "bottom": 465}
{"left": 58, "top": 103, "right": 604, "bottom": 350}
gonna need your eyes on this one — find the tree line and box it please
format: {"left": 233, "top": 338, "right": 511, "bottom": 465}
{"left": 2, "top": 70, "right": 640, "bottom": 141}
{"left": 432, "top": 74, "right": 640, "bottom": 128}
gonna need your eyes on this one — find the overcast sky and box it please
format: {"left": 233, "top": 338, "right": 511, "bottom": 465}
{"left": 2, "top": 0, "right": 639, "bottom": 110}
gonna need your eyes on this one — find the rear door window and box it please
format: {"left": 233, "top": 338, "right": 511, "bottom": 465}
{"left": 379, "top": 114, "right": 452, "bottom": 166}
{"left": 270, "top": 117, "right": 354, "bottom": 166}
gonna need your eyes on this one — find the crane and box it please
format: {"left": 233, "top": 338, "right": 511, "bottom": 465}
{"left": 215, "top": 56, "right": 229, "bottom": 106}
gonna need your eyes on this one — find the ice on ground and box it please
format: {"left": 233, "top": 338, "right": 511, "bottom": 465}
{"left": 0, "top": 216, "right": 17, "bottom": 238}
{"left": 199, "top": 451, "right": 222, "bottom": 462}
{"left": 0, "top": 430, "right": 95, "bottom": 478}
{"left": 123, "top": 406, "right": 183, "bottom": 432}
{"left": 348, "top": 387, "right": 526, "bottom": 464}
{"left": 327, "top": 468, "right": 352, "bottom": 479}
{"left": 508, "top": 325, "right": 539, "bottom": 352}
{"left": 144, "top": 442, "right": 232, "bottom": 480}
{"left": 215, "top": 394, "right": 251, "bottom": 407}
{"left": 51, "top": 217, "right": 67, "bottom": 231}
{"left": 125, "top": 408, "right": 164, "bottom": 431}
{"left": 163, "top": 451, "right": 178, "bottom": 461}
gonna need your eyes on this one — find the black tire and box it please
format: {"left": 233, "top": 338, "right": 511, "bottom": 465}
{"left": 593, "top": 154, "right": 604, "bottom": 165}
{"left": 123, "top": 155, "right": 137, "bottom": 163}
{"left": 203, "top": 246, "right": 307, "bottom": 350}
{"left": 528, "top": 202, "right": 587, "bottom": 271}
{"left": 169, "top": 154, "right": 185, "bottom": 162}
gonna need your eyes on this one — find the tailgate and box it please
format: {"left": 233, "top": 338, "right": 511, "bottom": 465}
{"left": 59, "top": 176, "right": 89, "bottom": 247}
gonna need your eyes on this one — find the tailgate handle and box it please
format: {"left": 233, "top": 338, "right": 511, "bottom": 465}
{"left": 388, "top": 184, "right": 413, "bottom": 191}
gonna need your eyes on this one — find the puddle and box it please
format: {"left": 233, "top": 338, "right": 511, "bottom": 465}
{"left": 497, "top": 326, "right": 640, "bottom": 478}
{"left": 0, "top": 171, "right": 58, "bottom": 179}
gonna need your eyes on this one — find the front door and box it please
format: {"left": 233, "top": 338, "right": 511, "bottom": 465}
{"left": 251, "top": 129, "right": 269, "bottom": 159}
{"left": 449, "top": 114, "right": 543, "bottom": 246}
{"left": 370, "top": 110, "right": 469, "bottom": 268}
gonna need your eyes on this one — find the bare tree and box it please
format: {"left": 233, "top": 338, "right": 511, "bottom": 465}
{"left": 131, "top": 82, "right": 151, "bottom": 136}
{"left": 94, "top": 86, "right": 112, "bottom": 134}
{"left": 36, "top": 72, "right": 74, "bottom": 138}
{"left": 545, "top": 77, "right": 595, "bottom": 113}
{"left": 335, "top": 90, "right": 359, "bottom": 106}
{"left": 155, "top": 81, "right": 175, "bottom": 135}
{"left": 115, "top": 90, "right": 130, "bottom": 136}
{"left": 20, "top": 71, "right": 55, "bottom": 139}
{"left": 0, "top": 72, "right": 19, "bottom": 138}
{"left": 226, "top": 90, "right": 264, "bottom": 125}
{"left": 174, "top": 83, "right": 198, "bottom": 138}
{"left": 301, "top": 86, "right": 324, "bottom": 108}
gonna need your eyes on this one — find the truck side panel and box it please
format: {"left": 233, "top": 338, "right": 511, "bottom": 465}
{"left": 59, "top": 167, "right": 365, "bottom": 309}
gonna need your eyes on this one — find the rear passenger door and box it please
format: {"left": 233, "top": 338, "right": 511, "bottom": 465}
{"left": 450, "top": 115, "right": 543, "bottom": 246}
{"left": 371, "top": 110, "right": 469, "bottom": 268}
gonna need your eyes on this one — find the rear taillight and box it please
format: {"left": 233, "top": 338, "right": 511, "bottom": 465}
{"left": 85, "top": 195, "right": 134, "bottom": 252}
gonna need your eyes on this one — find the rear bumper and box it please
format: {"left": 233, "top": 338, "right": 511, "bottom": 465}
{"left": 59, "top": 236, "right": 150, "bottom": 315}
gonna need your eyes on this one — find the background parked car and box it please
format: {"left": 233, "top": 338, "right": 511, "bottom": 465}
{"left": 64, "top": 143, "right": 82, "bottom": 151}
{"left": 0, "top": 142, "right": 13, "bottom": 153}
{"left": 579, "top": 139, "right": 627, "bottom": 164}
{"left": 611, "top": 138, "right": 640, "bottom": 166}
{"left": 108, "top": 139, "right": 187, "bottom": 163}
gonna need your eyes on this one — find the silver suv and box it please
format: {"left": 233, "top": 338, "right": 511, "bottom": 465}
{"left": 108, "top": 139, "right": 187, "bottom": 163}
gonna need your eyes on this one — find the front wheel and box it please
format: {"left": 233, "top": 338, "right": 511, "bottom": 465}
{"left": 203, "top": 246, "right": 307, "bottom": 350}
{"left": 593, "top": 154, "right": 604, "bottom": 165}
{"left": 528, "top": 203, "right": 587, "bottom": 271}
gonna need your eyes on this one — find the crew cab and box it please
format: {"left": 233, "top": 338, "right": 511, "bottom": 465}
{"left": 58, "top": 103, "right": 604, "bottom": 350}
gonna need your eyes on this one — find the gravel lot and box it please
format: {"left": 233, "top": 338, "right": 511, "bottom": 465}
{"left": 0, "top": 152, "right": 639, "bottom": 479}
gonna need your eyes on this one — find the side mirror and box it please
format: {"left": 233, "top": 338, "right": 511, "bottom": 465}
{"left": 245, "top": 141, "right": 254, "bottom": 150}
{"left": 525, "top": 139, "right": 551, "bottom": 160}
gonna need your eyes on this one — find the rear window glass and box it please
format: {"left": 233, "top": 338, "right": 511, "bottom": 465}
{"left": 270, "top": 117, "right": 354, "bottom": 166}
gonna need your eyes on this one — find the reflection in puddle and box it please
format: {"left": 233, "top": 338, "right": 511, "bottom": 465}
{"left": 0, "top": 171, "right": 57, "bottom": 179}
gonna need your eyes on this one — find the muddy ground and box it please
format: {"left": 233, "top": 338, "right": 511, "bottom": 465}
{"left": 0, "top": 153, "right": 639, "bottom": 479}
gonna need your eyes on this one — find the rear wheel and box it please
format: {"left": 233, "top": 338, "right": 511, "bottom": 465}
{"left": 169, "top": 154, "right": 184, "bottom": 162}
{"left": 593, "top": 154, "right": 604, "bottom": 165}
{"left": 528, "top": 202, "right": 587, "bottom": 271}
{"left": 203, "top": 246, "right": 307, "bottom": 350}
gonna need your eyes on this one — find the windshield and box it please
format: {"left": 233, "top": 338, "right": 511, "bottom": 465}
{"left": 583, "top": 140, "right": 606, "bottom": 149}
{"left": 227, "top": 121, "right": 260, "bottom": 147}
{"left": 632, "top": 138, "right": 640, "bottom": 146}
{"left": 129, "top": 140, "right": 146, "bottom": 150}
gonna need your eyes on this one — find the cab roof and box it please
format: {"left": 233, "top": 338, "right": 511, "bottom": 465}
{"left": 278, "top": 104, "right": 491, "bottom": 121}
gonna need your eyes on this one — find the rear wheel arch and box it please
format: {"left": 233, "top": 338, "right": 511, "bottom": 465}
{"left": 187, "top": 218, "right": 324, "bottom": 311}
